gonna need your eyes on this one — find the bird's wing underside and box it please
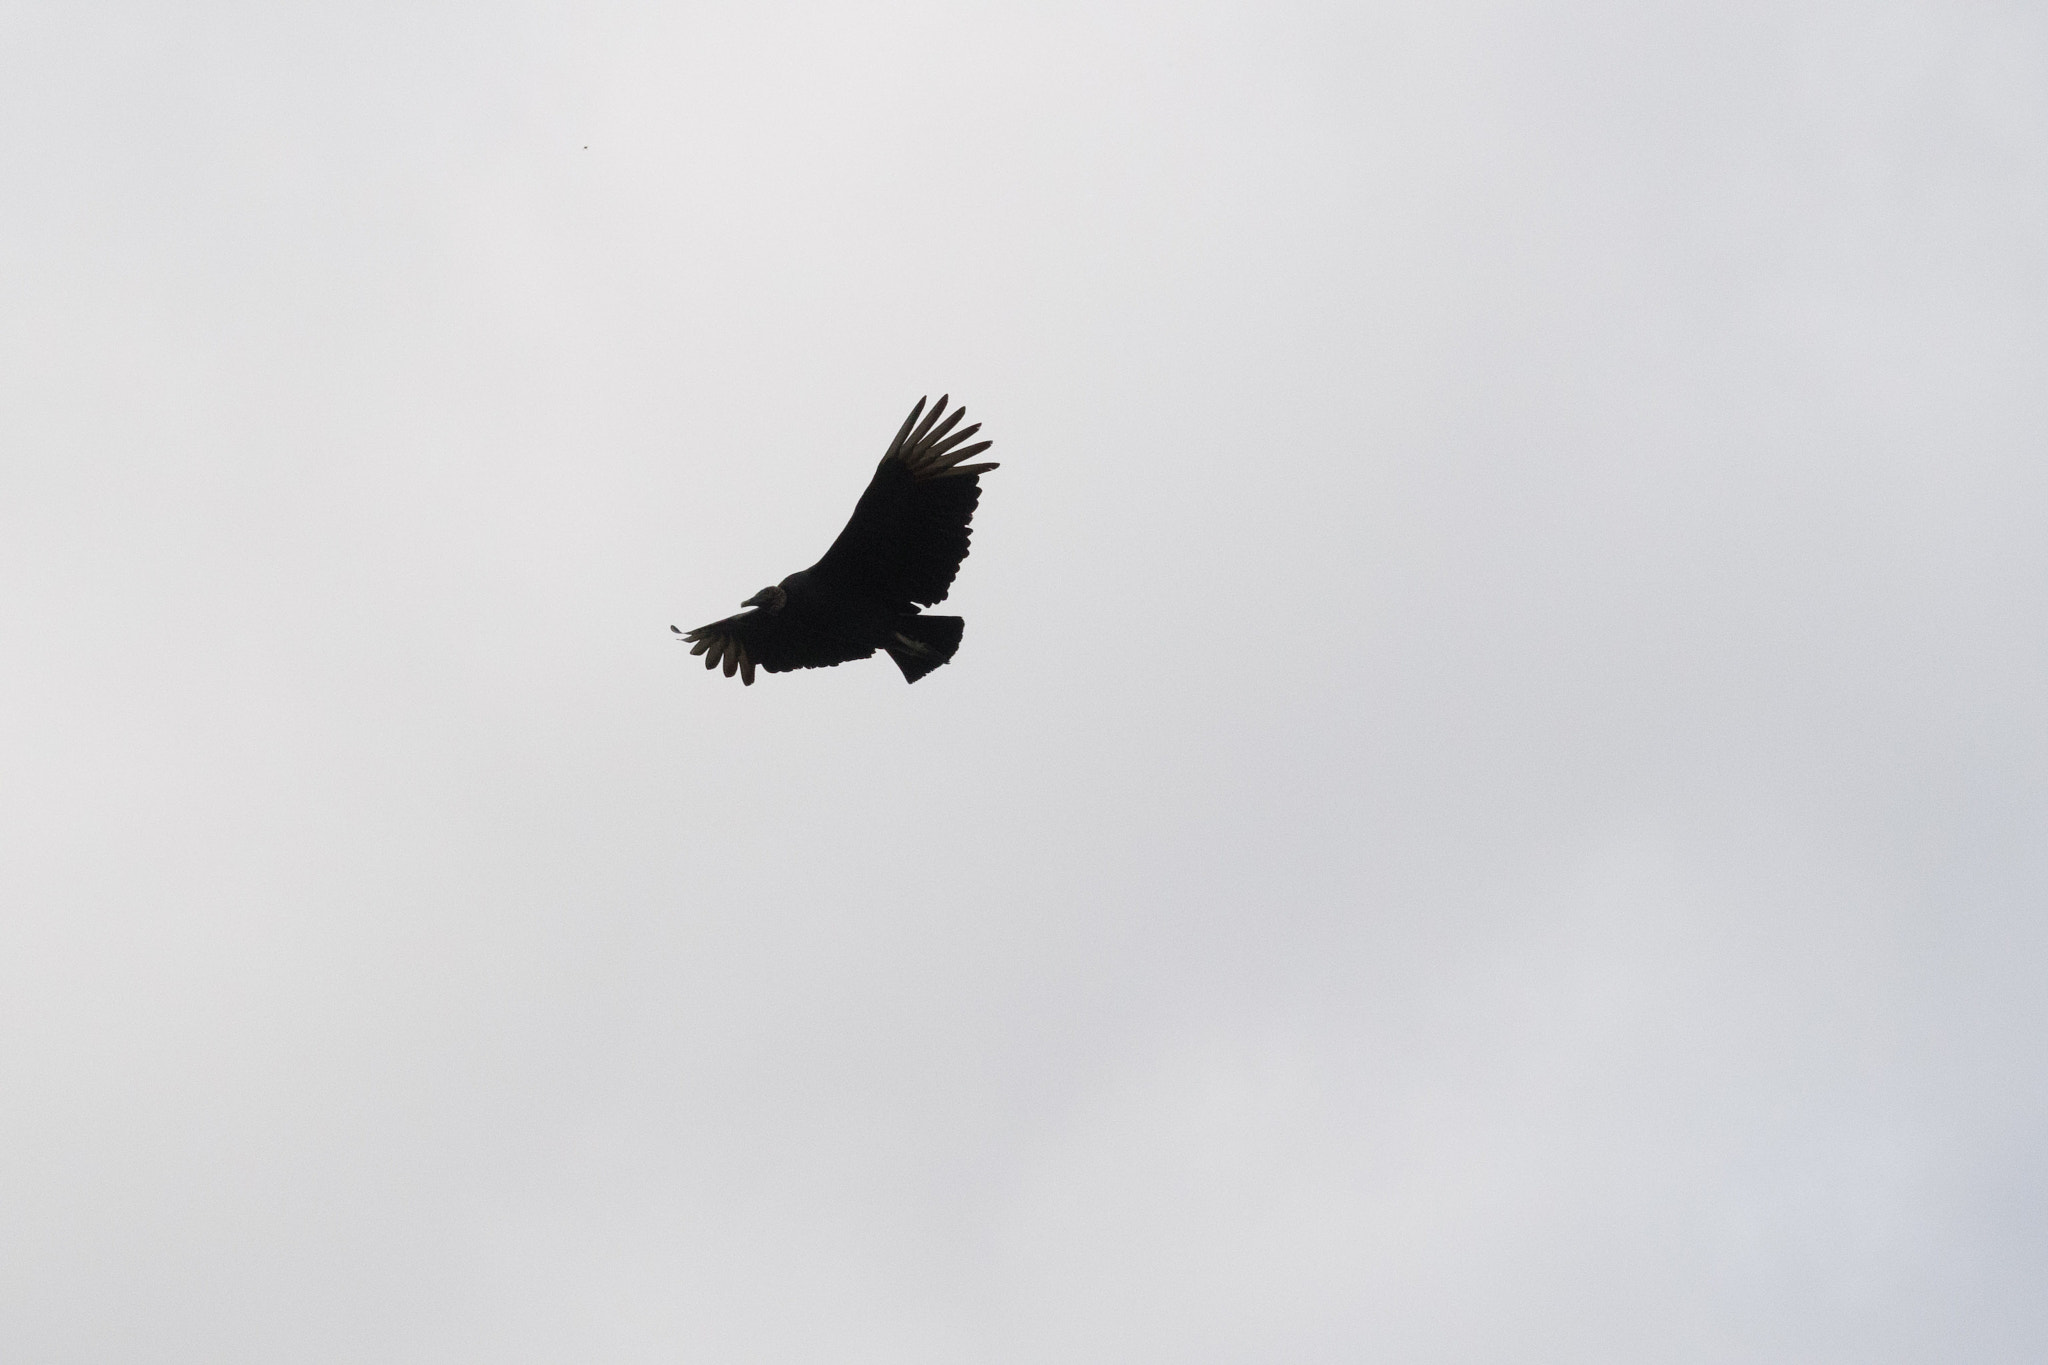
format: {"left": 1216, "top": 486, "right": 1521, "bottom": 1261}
{"left": 672, "top": 612, "right": 876, "bottom": 686}
{"left": 812, "top": 395, "right": 1000, "bottom": 609}
{"left": 673, "top": 614, "right": 761, "bottom": 685}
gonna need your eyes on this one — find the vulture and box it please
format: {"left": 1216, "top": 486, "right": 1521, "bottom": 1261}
{"left": 672, "top": 396, "right": 998, "bottom": 686}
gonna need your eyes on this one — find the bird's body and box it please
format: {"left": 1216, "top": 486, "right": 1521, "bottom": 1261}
{"left": 673, "top": 397, "right": 998, "bottom": 685}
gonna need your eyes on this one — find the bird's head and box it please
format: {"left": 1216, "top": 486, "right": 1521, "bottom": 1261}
{"left": 741, "top": 584, "right": 787, "bottom": 613}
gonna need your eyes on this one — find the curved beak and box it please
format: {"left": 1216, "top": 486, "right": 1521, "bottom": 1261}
{"left": 741, "top": 589, "right": 773, "bottom": 608}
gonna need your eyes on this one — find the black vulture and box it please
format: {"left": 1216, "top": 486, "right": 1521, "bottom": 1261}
{"left": 672, "top": 396, "right": 998, "bottom": 686}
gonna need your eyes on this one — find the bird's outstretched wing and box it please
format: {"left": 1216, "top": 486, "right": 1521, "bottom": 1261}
{"left": 670, "top": 613, "right": 875, "bottom": 687}
{"left": 812, "top": 396, "right": 999, "bottom": 609}
{"left": 672, "top": 615, "right": 761, "bottom": 685}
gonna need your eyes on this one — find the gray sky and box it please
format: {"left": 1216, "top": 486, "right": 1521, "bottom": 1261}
{"left": 3, "top": 0, "right": 2044, "bottom": 1359}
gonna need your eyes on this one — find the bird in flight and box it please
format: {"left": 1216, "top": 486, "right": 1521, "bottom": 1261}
{"left": 672, "top": 396, "right": 998, "bottom": 686}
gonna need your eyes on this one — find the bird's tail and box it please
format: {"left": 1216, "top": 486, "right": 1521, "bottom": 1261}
{"left": 884, "top": 614, "right": 964, "bottom": 683}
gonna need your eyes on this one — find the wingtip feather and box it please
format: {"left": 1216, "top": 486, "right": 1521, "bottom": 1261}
{"left": 885, "top": 397, "right": 927, "bottom": 461}
{"left": 921, "top": 440, "right": 995, "bottom": 476}
{"left": 905, "top": 394, "right": 950, "bottom": 449}
{"left": 917, "top": 405, "right": 966, "bottom": 457}
{"left": 920, "top": 422, "right": 982, "bottom": 466}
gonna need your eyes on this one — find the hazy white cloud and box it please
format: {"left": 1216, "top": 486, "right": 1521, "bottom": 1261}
{"left": 2, "top": 0, "right": 2043, "bottom": 1359}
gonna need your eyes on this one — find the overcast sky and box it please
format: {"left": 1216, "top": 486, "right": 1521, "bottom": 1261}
{"left": 3, "top": 0, "right": 2044, "bottom": 1360}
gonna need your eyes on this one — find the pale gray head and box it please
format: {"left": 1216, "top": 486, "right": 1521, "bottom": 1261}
{"left": 741, "top": 584, "right": 787, "bottom": 613}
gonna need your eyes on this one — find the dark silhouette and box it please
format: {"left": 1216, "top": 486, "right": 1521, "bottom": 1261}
{"left": 672, "top": 396, "right": 998, "bottom": 686}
